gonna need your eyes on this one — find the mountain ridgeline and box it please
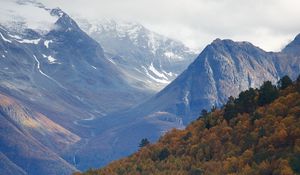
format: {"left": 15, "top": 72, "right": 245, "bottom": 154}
{"left": 1, "top": 1, "right": 300, "bottom": 174}
{"left": 81, "top": 33, "right": 300, "bottom": 169}
{"left": 138, "top": 36, "right": 300, "bottom": 125}
{"left": 79, "top": 77, "right": 300, "bottom": 175}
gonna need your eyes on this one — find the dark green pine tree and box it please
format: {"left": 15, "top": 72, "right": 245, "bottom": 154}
{"left": 278, "top": 75, "right": 293, "bottom": 90}
{"left": 139, "top": 138, "right": 150, "bottom": 148}
{"left": 158, "top": 148, "right": 170, "bottom": 161}
{"left": 235, "top": 88, "right": 257, "bottom": 114}
{"left": 223, "top": 96, "right": 238, "bottom": 122}
{"left": 297, "top": 74, "right": 300, "bottom": 83}
{"left": 258, "top": 81, "right": 279, "bottom": 106}
{"left": 296, "top": 74, "right": 300, "bottom": 93}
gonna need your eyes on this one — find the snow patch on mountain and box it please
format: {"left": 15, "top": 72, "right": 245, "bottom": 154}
{"left": 42, "top": 54, "right": 58, "bottom": 64}
{"left": 17, "top": 38, "right": 41, "bottom": 44}
{"left": 0, "top": 32, "right": 12, "bottom": 43}
{"left": 44, "top": 40, "right": 53, "bottom": 48}
{"left": 148, "top": 63, "right": 168, "bottom": 80}
{"left": 183, "top": 91, "right": 190, "bottom": 105}
{"left": 47, "top": 55, "right": 57, "bottom": 63}
{"left": 164, "top": 51, "right": 183, "bottom": 60}
{"left": 0, "top": 0, "right": 58, "bottom": 33}
{"left": 142, "top": 66, "right": 170, "bottom": 84}
{"left": 107, "top": 58, "right": 116, "bottom": 65}
{"left": 7, "top": 33, "right": 22, "bottom": 39}
{"left": 76, "top": 18, "right": 197, "bottom": 91}
{"left": 147, "top": 32, "right": 160, "bottom": 54}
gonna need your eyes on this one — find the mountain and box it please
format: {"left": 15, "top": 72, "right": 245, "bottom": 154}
{"left": 79, "top": 81, "right": 300, "bottom": 175}
{"left": 75, "top": 34, "right": 300, "bottom": 169}
{"left": 78, "top": 19, "right": 197, "bottom": 91}
{"left": 2, "top": 1, "right": 300, "bottom": 174}
{"left": 0, "top": 4, "right": 150, "bottom": 128}
{"left": 0, "top": 2, "right": 152, "bottom": 174}
{"left": 137, "top": 38, "right": 300, "bottom": 124}
{"left": 0, "top": 93, "right": 79, "bottom": 175}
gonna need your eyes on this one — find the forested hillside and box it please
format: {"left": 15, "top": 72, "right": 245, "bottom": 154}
{"left": 78, "top": 75, "right": 300, "bottom": 175}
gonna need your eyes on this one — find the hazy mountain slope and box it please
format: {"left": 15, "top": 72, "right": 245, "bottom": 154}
{"left": 78, "top": 19, "right": 197, "bottom": 91}
{"left": 0, "top": 4, "right": 149, "bottom": 132}
{"left": 0, "top": 152, "right": 27, "bottom": 175}
{"left": 76, "top": 34, "right": 300, "bottom": 169}
{"left": 282, "top": 33, "right": 300, "bottom": 56}
{"left": 0, "top": 2, "right": 152, "bottom": 174}
{"left": 80, "top": 81, "right": 300, "bottom": 175}
{"left": 0, "top": 93, "right": 79, "bottom": 175}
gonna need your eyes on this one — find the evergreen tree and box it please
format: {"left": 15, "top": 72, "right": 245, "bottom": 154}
{"left": 235, "top": 88, "right": 257, "bottom": 114}
{"left": 278, "top": 75, "right": 293, "bottom": 90}
{"left": 297, "top": 75, "right": 300, "bottom": 93}
{"left": 224, "top": 96, "right": 238, "bottom": 122}
{"left": 297, "top": 74, "right": 300, "bottom": 83}
{"left": 139, "top": 138, "right": 150, "bottom": 148}
{"left": 211, "top": 105, "right": 217, "bottom": 112}
{"left": 158, "top": 148, "right": 170, "bottom": 161}
{"left": 258, "top": 81, "right": 279, "bottom": 106}
{"left": 201, "top": 109, "right": 208, "bottom": 117}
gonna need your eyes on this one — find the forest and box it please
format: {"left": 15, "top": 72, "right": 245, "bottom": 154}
{"left": 77, "top": 75, "right": 300, "bottom": 175}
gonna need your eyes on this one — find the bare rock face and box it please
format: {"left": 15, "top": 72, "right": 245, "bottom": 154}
{"left": 138, "top": 37, "right": 300, "bottom": 124}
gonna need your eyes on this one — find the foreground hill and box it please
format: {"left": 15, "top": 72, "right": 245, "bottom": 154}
{"left": 79, "top": 77, "right": 300, "bottom": 175}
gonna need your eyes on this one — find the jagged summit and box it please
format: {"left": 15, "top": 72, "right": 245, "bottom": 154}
{"left": 50, "top": 8, "right": 81, "bottom": 32}
{"left": 50, "top": 8, "right": 65, "bottom": 18}
{"left": 282, "top": 33, "right": 300, "bottom": 55}
{"left": 210, "top": 38, "right": 262, "bottom": 50}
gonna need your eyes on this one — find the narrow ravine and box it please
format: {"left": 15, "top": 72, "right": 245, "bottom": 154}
{"left": 72, "top": 116, "right": 96, "bottom": 167}
{"left": 33, "top": 55, "right": 67, "bottom": 90}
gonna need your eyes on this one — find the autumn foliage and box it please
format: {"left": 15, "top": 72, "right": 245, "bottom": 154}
{"left": 78, "top": 76, "right": 300, "bottom": 175}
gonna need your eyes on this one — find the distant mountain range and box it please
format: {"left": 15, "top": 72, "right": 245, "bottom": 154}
{"left": 77, "top": 19, "right": 196, "bottom": 91}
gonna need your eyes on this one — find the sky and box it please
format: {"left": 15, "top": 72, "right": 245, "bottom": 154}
{"left": 4, "top": 0, "right": 300, "bottom": 52}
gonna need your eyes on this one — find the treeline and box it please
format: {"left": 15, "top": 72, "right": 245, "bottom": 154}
{"left": 77, "top": 75, "right": 300, "bottom": 175}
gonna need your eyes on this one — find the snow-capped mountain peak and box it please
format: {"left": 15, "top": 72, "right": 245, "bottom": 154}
{"left": 0, "top": 0, "right": 58, "bottom": 34}
{"left": 77, "top": 18, "right": 197, "bottom": 91}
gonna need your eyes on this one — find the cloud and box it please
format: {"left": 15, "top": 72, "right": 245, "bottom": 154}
{"left": 0, "top": 0, "right": 58, "bottom": 33}
{"left": 21, "top": 0, "right": 300, "bottom": 51}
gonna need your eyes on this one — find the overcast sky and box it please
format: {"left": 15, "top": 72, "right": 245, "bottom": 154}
{"left": 36, "top": 0, "right": 300, "bottom": 52}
